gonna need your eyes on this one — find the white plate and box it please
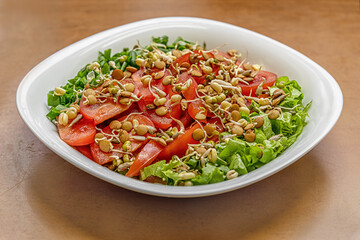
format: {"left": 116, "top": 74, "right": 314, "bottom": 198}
{"left": 16, "top": 17, "right": 343, "bottom": 198}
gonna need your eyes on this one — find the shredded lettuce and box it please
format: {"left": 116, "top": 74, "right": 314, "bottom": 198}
{"left": 140, "top": 76, "right": 310, "bottom": 185}
{"left": 191, "top": 164, "right": 225, "bottom": 185}
{"left": 140, "top": 159, "right": 184, "bottom": 185}
{"left": 229, "top": 154, "right": 248, "bottom": 175}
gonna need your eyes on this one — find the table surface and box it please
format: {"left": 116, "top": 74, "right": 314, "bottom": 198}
{"left": 1, "top": 0, "right": 359, "bottom": 239}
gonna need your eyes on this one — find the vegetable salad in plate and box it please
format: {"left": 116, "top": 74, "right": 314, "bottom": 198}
{"left": 46, "top": 36, "right": 311, "bottom": 186}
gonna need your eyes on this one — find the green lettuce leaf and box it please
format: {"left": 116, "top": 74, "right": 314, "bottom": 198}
{"left": 140, "top": 159, "right": 183, "bottom": 185}
{"left": 261, "top": 115, "right": 274, "bottom": 139}
{"left": 219, "top": 139, "right": 246, "bottom": 159}
{"left": 140, "top": 160, "right": 167, "bottom": 181}
{"left": 229, "top": 154, "right": 248, "bottom": 175}
{"left": 191, "top": 164, "right": 225, "bottom": 185}
{"left": 260, "top": 140, "right": 284, "bottom": 163}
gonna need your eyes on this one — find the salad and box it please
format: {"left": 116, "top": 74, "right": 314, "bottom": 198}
{"left": 47, "top": 36, "right": 310, "bottom": 186}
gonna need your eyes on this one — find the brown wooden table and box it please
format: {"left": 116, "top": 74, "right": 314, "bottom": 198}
{"left": 1, "top": 0, "right": 359, "bottom": 239}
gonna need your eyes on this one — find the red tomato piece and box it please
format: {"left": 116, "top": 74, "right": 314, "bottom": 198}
{"left": 90, "top": 114, "right": 155, "bottom": 165}
{"left": 157, "top": 123, "right": 201, "bottom": 161}
{"left": 207, "top": 117, "right": 225, "bottom": 143}
{"left": 142, "top": 92, "right": 181, "bottom": 130}
{"left": 177, "top": 72, "right": 198, "bottom": 100}
{"left": 90, "top": 142, "right": 122, "bottom": 165}
{"left": 258, "top": 93, "right": 270, "bottom": 98}
{"left": 210, "top": 50, "right": 231, "bottom": 59}
{"left": 132, "top": 67, "right": 169, "bottom": 105}
{"left": 171, "top": 51, "right": 208, "bottom": 84}
{"left": 137, "top": 99, "right": 147, "bottom": 112}
{"left": 177, "top": 111, "right": 193, "bottom": 129}
{"left": 76, "top": 145, "right": 94, "bottom": 160}
{"left": 188, "top": 100, "right": 207, "bottom": 123}
{"left": 192, "top": 74, "right": 207, "bottom": 85}
{"left": 143, "top": 111, "right": 173, "bottom": 129}
{"left": 133, "top": 68, "right": 177, "bottom": 129}
{"left": 125, "top": 140, "right": 164, "bottom": 177}
{"left": 169, "top": 101, "right": 182, "bottom": 119}
{"left": 239, "top": 70, "right": 277, "bottom": 96}
{"left": 91, "top": 140, "right": 149, "bottom": 166}
{"left": 205, "top": 50, "right": 231, "bottom": 76}
{"left": 111, "top": 102, "right": 137, "bottom": 121}
{"left": 80, "top": 98, "right": 131, "bottom": 125}
{"left": 169, "top": 52, "right": 191, "bottom": 75}
{"left": 58, "top": 118, "right": 96, "bottom": 146}
{"left": 80, "top": 79, "right": 139, "bottom": 125}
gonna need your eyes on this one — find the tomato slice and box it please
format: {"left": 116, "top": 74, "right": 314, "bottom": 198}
{"left": 177, "top": 72, "right": 198, "bottom": 100}
{"left": 76, "top": 145, "right": 94, "bottom": 160}
{"left": 80, "top": 79, "right": 139, "bottom": 125}
{"left": 90, "top": 114, "right": 155, "bottom": 165}
{"left": 135, "top": 73, "right": 182, "bottom": 129}
{"left": 258, "top": 93, "right": 270, "bottom": 98}
{"left": 169, "top": 52, "right": 191, "bottom": 75}
{"left": 132, "top": 67, "right": 169, "bottom": 105}
{"left": 58, "top": 118, "right": 96, "bottom": 146}
{"left": 137, "top": 99, "right": 147, "bottom": 112}
{"left": 207, "top": 117, "right": 224, "bottom": 143}
{"left": 188, "top": 100, "right": 207, "bottom": 123}
{"left": 132, "top": 68, "right": 177, "bottom": 129}
{"left": 90, "top": 142, "right": 122, "bottom": 165}
{"left": 125, "top": 140, "right": 164, "bottom": 177}
{"left": 192, "top": 74, "right": 207, "bottom": 85}
{"left": 170, "top": 101, "right": 182, "bottom": 118}
{"left": 139, "top": 101, "right": 181, "bottom": 129}
{"left": 210, "top": 50, "right": 231, "bottom": 59}
{"left": 239, "top": 70, "right": 277, "bottom": 96}
{"left": 176, "top": 111, "right": 193, "bottom": 129}
{"left": 157, "top": 123, "right": 201, "bottom": 161}
{"left": 143, "top": 111, "right": 173, "bottom": 129}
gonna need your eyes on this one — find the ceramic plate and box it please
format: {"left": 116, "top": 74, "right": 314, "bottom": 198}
{"left": 16, "top": 17, "right": 342, "bottom": 197}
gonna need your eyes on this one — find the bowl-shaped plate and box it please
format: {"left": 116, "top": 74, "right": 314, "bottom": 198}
{"left": 16, "top": 17, "right": 343, "bottom": 197}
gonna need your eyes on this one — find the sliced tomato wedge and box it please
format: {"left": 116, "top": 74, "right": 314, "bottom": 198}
{"left": 80, "top": 99, "right": 131, "bottom": 125}
{"left": 157, "top": 123, "right": 201, "bottom": 161}
{"left": 90, "top": 114, "right": 155, "bottom": 165}
{"left": 239, "top": 70, "right": 277, "bottom": 96}
{"left": 90, "top": 142, "right": 123, "bottom": 165}
{"left": 132, "top": 68, "right": 177, "bottom": 129}
{"left": 207, "top": 117, "right": 224, "bottom": 143}
{"left": 169, "top": 52, "right": 191, "bottom": 75}
{"left": 80, "top": 79, "right": 139, "bottom": 125}
{"left": 258, "top": 93, "right": 270, "bottom": 98}
{"left": 125, "top": 140, "right": 164, "bottom": 177}
{"left": 169, "top": 101, "right": 182, "bottom": 118}
{"left": 206, "top": 50, "right": 232, "bottom": 75}
{"left": 192, "top": 73, "right": 207, "bottom": 85}
{"left": 58, "top": 118, "right": 96, "bottom": 146}
{"left": 177, "top": 72, "right": 198, "bottom": 100}
{"left": 143, "top": 111, "right": 173, "bottom": 129}
{"left": 76, "top": 145, "right": 94, "bottom": 160}
{"left": 176, "top": 111, "right": 193, "bottom": 129}
{"left": 132, "top": 67, "right": 169, "bottom": 105}
{"left": 188, "top": 100, "right": 207, "bottom": 123}
{"left": 137, "top": 99, "right": 147, "bottom": 112}
{"left": 141, "top": 98, "right": 180, "bottom": 130}
{"left": 210, "top": 50, "right": 231, "bottom": 59}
